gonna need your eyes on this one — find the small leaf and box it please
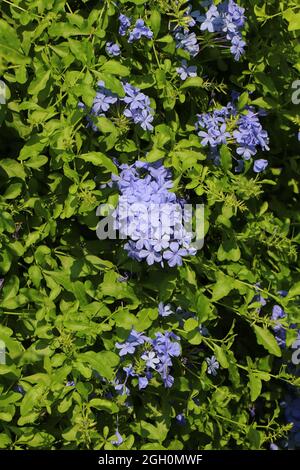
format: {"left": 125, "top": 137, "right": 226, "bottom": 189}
{"left": 253, "top": 325, "right": 281, "bottom": 357}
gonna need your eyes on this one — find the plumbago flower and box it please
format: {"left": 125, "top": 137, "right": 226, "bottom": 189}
{"left": 176, "top": 60, "right": 197, "bottom": 81}
{"left": 111, "top": 160, "right": 197, "bottom": 267}
{"left": 158, "top": 302, "right": 174, "bottom": 317}
{"left": 118, "top": 14, "right": 153, "bottom": 43}
{"left": 195, "top": 99, "right": 270, "bottom": 172}
{"left": 206, "top": 355, "right": 220, "bottom": 376}
{"left": 174, "top": 30, "right": 200, "bottom": 57}
{"left": 173, "top": 1, "right": 246, "bottom": 61}
{"left": 199, "top": 0, "right": 246, "bottom": 61}
{"left": 128, "top": 19, "right": 153, "bottom": 42}
{"left": 114, "top": 329, "right": 181, "bottom": 392}
{"left": 122, "top": 82, "right": 154, "bottom": 131}
{"left": 105, "top": 42, "right": 121, "bottom": 57}
{"left": 79, "top": 81, "right": 154, "bottom": 132}
{"left": 119, "top": 14, "right": 131, "bottom": 36}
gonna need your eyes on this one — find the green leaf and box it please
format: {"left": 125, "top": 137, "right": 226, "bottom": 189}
{"left": 217, "top": 239, "right": 241, "bottom": 262}
{"left": 253, "top": 325, "right": 281, "bottom": 357}
{"left": 184, "top": 317, "right": 199, "bottom": 332}
{"left": 77, "top": 152, "right": 117, "bottom": 173}
{"left": 0, "top": 19, "right": 30, "bottom": 65}
{"left": 2, "top": 182, "right": 23, "bottom": 199}
{"left": 248, "top": 373, "right": 262, "bottom": 401}
{"left": 0, "top": 159, "right": 26, "bottom": 179}
{"left": 89, "top": 399, "right": 119, "bottom": 413}
{"left": 78, "top": 351, "right": 119, "bottom": 380}
{"left": 287, "top": 281, "right": 300, "bottom": 299}
{"left": 214, "top": 345, "right": 229, "bottom": 368}
{"left": 150, "top": 10, "right": 161, "bottom": 37}
{"left": 181, "top": 77, "right": 204, "bottom": 89}
{"left": 28, "top": 70, "right": 51, "bottom": 96}
{"left": 283, "top": 9, "right": 300, "bottom": 31}
{"left": 212, "top": 273, "right": 235, "bottom": 302}
{"left": 100, "top": 60, "right": 130, "bottom": 77}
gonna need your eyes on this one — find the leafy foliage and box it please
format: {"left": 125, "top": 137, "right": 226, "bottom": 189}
{"left": 0, "top": 0, "right": 299, "bottom": 450}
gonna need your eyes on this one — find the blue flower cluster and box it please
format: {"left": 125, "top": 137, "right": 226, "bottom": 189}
{"left": 271, "top": 304, "right": 286, "bottom": 348}
{"left": 112, "top": 161, "right": 197, "bottom": 267}
{"left": 119, "top": 14, "right": 131, "bottom": 36}
{"left": 195, "top": 100, "right": 270, "bottom": 172}
{"left": 128, "top": 19, "right": 153, "bottom": 43}
{"left": 199, "top": 0, "right": 246, "bottom": 61}
{"left": 176, "top": 60, "right": 197, "bottom": 81}
{"left": 174, "top": 30, "right": 200, "bottom": 57}
{"left": 79, "top": 81, "right": 154, "bottom": 132}
{"left": 119, "top": 14, "right": 153, "bottom": 42}
{"left": 105, "top": 42, "right": 121, "bottom": 57}
{"left": 114, "top": 329, "right": 181, "bottom": 391}
{"left": 78, "top": 80, "right": 118, "bottom": 131}
{"left": 122, "top": 82, "right": 154, "bottom": 131}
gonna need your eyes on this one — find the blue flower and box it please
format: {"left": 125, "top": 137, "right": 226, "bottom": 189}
{"left": 115, "top": 341, "right": 136, "bottom": 356}
{"left": 176, "top": 413, "right": 186, "bottom": 425}
{"left": 206, "top": 355, "right": 219, "bottom": 376}
{"left": 253, "top": 159, "right": 268, "bottom": 173}
{"left": 111, "top": 430, "right": 123, "bottom": 446}
{"left": 122, "top": 82, "right": 154, "bottom": 131}
{"left": 123, "top": 364, "right": 136, "bottom": 377}
{"left": 163, "top": 241, "right": 188, "bottom": 267}
{"left": 272, "top": 305, "right": 285, "bottom": 321}
{"left": 91, "top": 81, "right": 118, "bottom": 115}
{"left": 113, "top": 161, "right": 197, "bottom": 267}
{"left": 105, "top": 42, "right": 121, "bottom": 57}
{"left": 66, "top": 380, "right": 75, "bottom": 387}
{"left": 158, "top": 302, "right": 174, "bottom": 317}
{"left": 230, "top": 35, "right": 246, "bottom": 61}
{"left": 176, "top": 60, "right": 197, "bottom": 81}
{"left": 199, "top": 1, "right": 246, "bottom": 60}
{"left": 119, "top": 14, "right": 131, "bottom": 36}
{"left": 175, "top": 30, "right": 199, "bottom": 57}
{"left": 141, "top": 351, "right": 160, "bottom": 369}
{"left": 138, "top": 376, "right": 149, "bottom": 390}
{"left": 128, "top": 19, "right": 153, "bottom": 43}
{"left": 115, "top": 329, "right": 147, "bottom": 356}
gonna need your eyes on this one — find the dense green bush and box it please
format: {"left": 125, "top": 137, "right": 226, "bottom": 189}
{"left": 0, "top": 0, "right": 299, "bottom": 450}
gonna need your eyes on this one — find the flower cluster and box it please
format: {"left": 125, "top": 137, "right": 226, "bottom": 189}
{"left": 176, "top": 60, "right": 197, "bottom": 81}
{"left": 174, "top": 30, "right": 200, "bottom": 57}
{"left": 114, "top": 329, "right": 181, "bottom": 391}
{"left": 78, "top": 80, "right": 118, "bottom": 131}
{"left": 105, "top": 42, "right": 121, "bottom": 57}
{"left": 79, "top": 81, "right": 154, "bottom": 132}
{"left": 195, "top": 100, "right": 270, "bottom": 172}
{"left": 112, "top": 161, "right": 197, "bottom": 267}
{"left": 199, "top": 0, "right": 246, "bottom": 61}
{"left": 119, "top": 14, "right": 153, "bottom": 42}
{"left": 119, "top": 14, "right": 131, "bottom": 36}
{"left": 128, "top": 19, "right": 153, "bottom": 43}
{"left": 271, "top": 304, "right": 286, "bottom": 348}
{"left": 122, "top": 82, "right": 154, "bottom": 131}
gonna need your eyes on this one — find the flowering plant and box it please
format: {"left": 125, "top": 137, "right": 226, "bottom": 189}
{"left": 0, "top": 0, "right": 299, "bottom": 451}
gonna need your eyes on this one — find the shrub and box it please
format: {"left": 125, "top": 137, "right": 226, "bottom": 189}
{"left": 0, "top": 0, "right": 299, "bottom": 450}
